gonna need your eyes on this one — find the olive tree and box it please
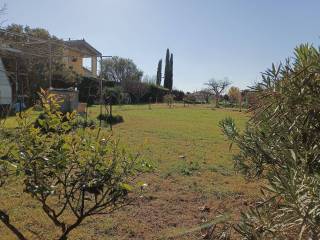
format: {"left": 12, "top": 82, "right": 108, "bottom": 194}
{"left": 0, "top": 90, "right": 149, "bottom": 240}
{"left": 100, "top": 57, "right": 143, "bottom": 84}
{"left": 219, "top": 44, "right": 320, "bottom": 239}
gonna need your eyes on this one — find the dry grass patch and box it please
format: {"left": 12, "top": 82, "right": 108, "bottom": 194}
{"left": 1, "top": 104, "right": 259, "bottom": 239}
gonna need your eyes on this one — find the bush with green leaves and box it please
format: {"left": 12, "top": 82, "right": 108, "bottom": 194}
{"left": 183, "top": 94, "right": 197, "bottom": 104}
{"left": 219, "top": 44, "right": 320, "bottom": 239}
{"left": 178, "top": 160, "right": 201, "bottom": 176}
{"left": 33, "top": 90, "right": 77, "bottom": 133}
{"left": 0, "top": 90, "right": 149, "bottom": 240}
{"left": 104, "top": 86, "right": 124, "bottom": 105}
{"left": 73, "top": 118, "right": 96, "bottom": 129}
{"left": 97, "top": 113, "right": 124, "bottom": 125}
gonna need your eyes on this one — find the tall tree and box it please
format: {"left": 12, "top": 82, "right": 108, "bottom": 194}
{"left": 169, "top": 53, "right": 173, "bottom": 90}
{"left": 164, "top": 48, "right": 170, "bottom": 89}
{"left": 100, "top": 57, "right": 144, "bottom": 103}
{"left": 156, "top": 59, "right": 162, "bottom": 86}
{"left": 101, "top": 56, "right": 143, "bottom": 84}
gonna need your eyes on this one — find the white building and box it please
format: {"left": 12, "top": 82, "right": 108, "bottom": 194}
{"left": 0, "top": 58, "right": 12, "bottom": 105}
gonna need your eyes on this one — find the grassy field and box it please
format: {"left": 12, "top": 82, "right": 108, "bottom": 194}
{"left": 0, "top": 104, "right": 259, "bottom": 239}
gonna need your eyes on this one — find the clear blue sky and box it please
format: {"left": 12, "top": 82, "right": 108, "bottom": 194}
{"left": 2, "top": 0, "right": 320, "bottom": 91}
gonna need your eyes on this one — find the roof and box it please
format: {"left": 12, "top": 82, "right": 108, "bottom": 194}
{"left": 64, "top": 39, "right": 101, "bottom": 57}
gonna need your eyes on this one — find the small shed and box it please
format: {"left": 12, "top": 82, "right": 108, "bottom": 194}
{"left": 0, "top": 57, "right": 12, "bottom": 105}
{"left": 49, "top": 87, "right": 79, "bottom": 113}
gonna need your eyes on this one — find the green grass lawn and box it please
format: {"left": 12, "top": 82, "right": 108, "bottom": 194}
{"left": 1, "top": 104, "right": 259, "bottom": 240}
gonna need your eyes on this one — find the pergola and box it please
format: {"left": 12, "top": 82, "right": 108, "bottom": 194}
{"left": 0, "top": 28, "right": 101, "bottom": 106}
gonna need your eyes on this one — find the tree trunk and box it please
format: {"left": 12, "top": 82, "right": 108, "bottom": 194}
{"left": 215, "top": 95, "right": 219, "bottom": 108}
{"left": 58, "top": 218, "right": 83, "bottom": 240}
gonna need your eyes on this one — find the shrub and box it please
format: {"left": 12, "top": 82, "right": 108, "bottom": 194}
{"left": 171, "top": 89, "right": 185, "bottom": 101}
{"left": 104, "top": 86, "right": 124, "bottom": 105}
{"left": 32, "top": 102, "right": 43, "bottom": 111}
{"left": 219, "top": 44, "right": 320, "bottom": 239}
{"left": 74, "top": 118, "right": 96, "bottom": 129}
{"left": 78, "top": 77, "right": 99, "bottom": 105}
{"left": 183, "top": 94, "right": 197, "bottom": 104}
{"left": 97, "top": 114, "right": 124, "bottom": 125}
{"left": 0, "top": 89, "right": 149, "bottom": 240}
{"left": 33, "top": 90, "right": 77, "bottom": 134}
{"left": 179, "top": 161, "right": 200, "bottom": 176}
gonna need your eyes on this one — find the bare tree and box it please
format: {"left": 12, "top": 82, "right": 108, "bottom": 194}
{"left": 205, "top": 78, "right": 231, "bottom": 107}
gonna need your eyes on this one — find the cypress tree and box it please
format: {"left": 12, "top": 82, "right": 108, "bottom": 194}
{"left": 169, "top": 53, "right": 173, "bottom": 90}
{"left": 156, "top": 59, "right": 162, "bottom": 86}
{"left": 164, "top": 48, "right": 170, "bottom": 89}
